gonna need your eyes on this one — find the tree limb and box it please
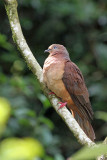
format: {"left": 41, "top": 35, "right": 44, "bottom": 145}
{"left": 3, "top": 0, "right": 95, "bottom": 147}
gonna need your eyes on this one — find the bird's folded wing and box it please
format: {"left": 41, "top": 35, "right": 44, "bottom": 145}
{"left": 62, "top": 60, "right": 93, "bottom": 121}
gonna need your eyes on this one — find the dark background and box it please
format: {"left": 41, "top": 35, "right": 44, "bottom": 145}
{"left": 0, "top": 0, "right": 107, "bottom": 159}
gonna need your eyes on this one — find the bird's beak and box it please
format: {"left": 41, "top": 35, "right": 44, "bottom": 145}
{"left": 44, "top": 49, "right": 51, "bottom": 53}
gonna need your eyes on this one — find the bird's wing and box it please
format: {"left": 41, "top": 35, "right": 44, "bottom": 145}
{"left": 62, "top": 60, "right": 93, "bottom": 121}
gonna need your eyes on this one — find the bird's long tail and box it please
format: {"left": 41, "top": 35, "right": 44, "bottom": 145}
{"left": 71, "top": 110, "right": 95, "bottom": 141}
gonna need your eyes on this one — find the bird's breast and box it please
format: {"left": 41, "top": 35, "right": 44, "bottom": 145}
{"left": 43, "top": 58, "right": 65, "bottom": 85}
{"left": 43, "top": 57, "right": 73, "bottom": 104}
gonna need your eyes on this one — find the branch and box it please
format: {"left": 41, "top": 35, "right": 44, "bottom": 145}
{"left": 3, "top": 0, "right": 95, "bottom": 147}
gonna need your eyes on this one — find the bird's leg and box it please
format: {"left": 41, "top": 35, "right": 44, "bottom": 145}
{"left": 49, "top": 92, "right": 55, "bottom": 95}
{"left": 58, "top": 102, "right": 67, "bottom": 110}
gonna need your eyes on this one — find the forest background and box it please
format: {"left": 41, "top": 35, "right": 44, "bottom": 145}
{"left": 0, "top": 0, "right": 107, "bottom": 159}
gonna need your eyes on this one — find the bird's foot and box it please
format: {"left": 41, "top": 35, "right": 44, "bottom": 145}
{"left": 49, "top": 92, "right": 55, "bottom": 95}
{"left": 58, "top": 102, "right": 67, "bottom": 110}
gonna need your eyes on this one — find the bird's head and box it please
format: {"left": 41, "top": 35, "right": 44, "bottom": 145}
{"left": 44, "top": 44, "right": 70, "bottom": 59}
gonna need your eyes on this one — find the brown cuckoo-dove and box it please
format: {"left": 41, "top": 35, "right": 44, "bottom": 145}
{"left": 43, "top": 44, "right": 95, "bottom": 141}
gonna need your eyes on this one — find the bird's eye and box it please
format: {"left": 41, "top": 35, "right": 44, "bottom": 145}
{"left": 53, "top": 46, "right": 57, "bottom": 49}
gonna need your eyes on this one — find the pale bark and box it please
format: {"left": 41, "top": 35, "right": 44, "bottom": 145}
{"left": 3, "top": 0, "right": 95, "bottom": 147}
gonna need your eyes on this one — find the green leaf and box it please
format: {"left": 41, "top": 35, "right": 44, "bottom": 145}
{"left": 0, "top": 97, "right": 11, "bottom": 135}
{"left": 38, "top": 94, "right": 51, "bottom": 109}
{"left": 95, "top": 111, "right": 107, "bottom": 122}
{"left": 38, "top": 117, "right": 54, "bottom": 129}
{"left": 0, "top": 34, "right": 12, "bottom": 50}
{"left": 0, "top": 137, "right": 44, "bottom": 160}
{"left": 71, "top": 143, "right": 107, "bottom": 160}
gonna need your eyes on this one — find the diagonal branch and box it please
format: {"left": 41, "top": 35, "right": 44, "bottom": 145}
{"left": 3, "top": 0, "right": 95, "bottom": 147}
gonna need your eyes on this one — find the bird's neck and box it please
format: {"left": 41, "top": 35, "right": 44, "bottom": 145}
{"left": 44, "top": 54, "right": 70, "bottom": 69}
{"left": 49, "top": 52, "right": 70, "bottom": 61}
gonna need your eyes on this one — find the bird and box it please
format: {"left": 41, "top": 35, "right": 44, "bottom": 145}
{"left": 43, "top": 44, "right": 95, "bottom": 141}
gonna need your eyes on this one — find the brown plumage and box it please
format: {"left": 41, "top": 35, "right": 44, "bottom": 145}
{"left": 43, "top": 44, "right": 95, "bottom": 141}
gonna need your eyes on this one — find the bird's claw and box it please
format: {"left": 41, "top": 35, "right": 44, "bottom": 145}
{"left": 49, "top": 92, "right": 55, "bottom": 95}
{"left": 58, "top": 102, "right": 67, "bottom": 110}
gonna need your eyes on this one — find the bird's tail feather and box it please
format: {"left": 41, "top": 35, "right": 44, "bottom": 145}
{"left": 71, "top": 110, "right": 95, "bottom": 141}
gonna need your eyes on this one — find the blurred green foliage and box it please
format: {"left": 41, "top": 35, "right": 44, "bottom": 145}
{"left": 0, "top": 0, "right": 107, "bottom": 159}
{"left": 0, "top": 137, "right": 44, "bottom": 160}
{"left": 0, "top": 97, "right": 11, "bottom": 135}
